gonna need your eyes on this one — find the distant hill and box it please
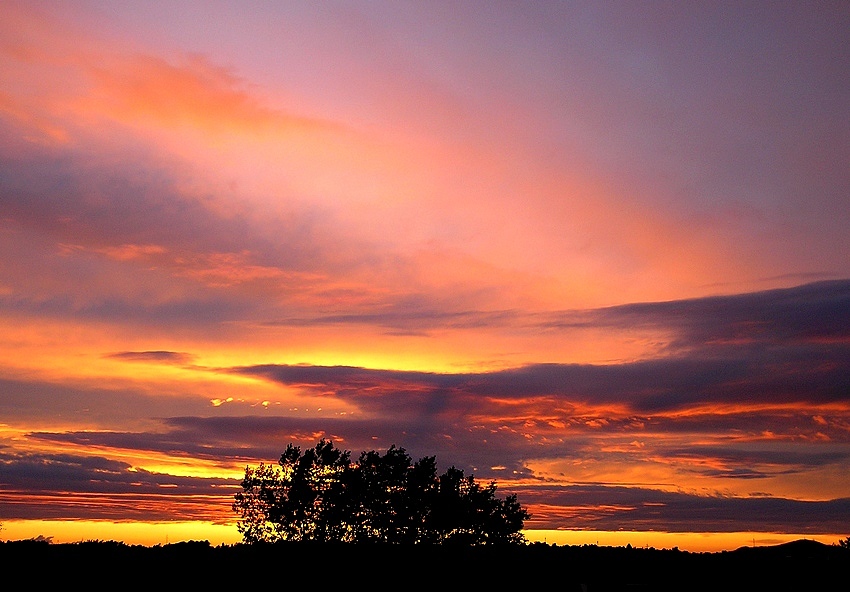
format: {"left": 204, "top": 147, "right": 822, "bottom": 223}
{"left": 2, "top": 538, "right": 846, "bottom": 591}
{"left": 731, "top": 537, "right": 842, "bottom": 557}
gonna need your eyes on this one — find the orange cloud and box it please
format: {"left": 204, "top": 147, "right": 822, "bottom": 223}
{"left": 82, "top": 53, "right": 338, "bottom": 139}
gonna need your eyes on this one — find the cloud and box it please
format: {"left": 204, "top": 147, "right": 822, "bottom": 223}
{"left": 234, "top": 345, "right": 850, "bottom": 416}
{"left": 82, "top": 53, "right": 340, "bottom": 139}
{"left": 3, "top": 444, "right": 849, "bottom": 533}
{"left": 250, "top": 278, "right": 850, "bottom": 348}
{"left": 589, "top": 279, "right": 850, "bottom": 351}
{"left": 263, "top": 305, "right": 521, "bottom": 334}
{"left": 3, "top": 280, "right": 848, "bottom": 494}
{"left": 0, "top": 120, "right": 331, "bottom": 328}
{"left": 0, "top": 110, "right": 536, "bottom": 334}
{"left": 105, "top": 351, "right": 195, "bottom": 365}
{"left": 517, "top": 485, "right": 850, "bottom": 534}
{"left": 22, "top": 413, "right": 535, "bottom": 483}
{"left": 0, "top": 377, "right": 216, "bottom": 427}
{"left": 23, "top": 400, "right": 849, "bottom": 494}
{"left": 0, "top": 450, "right": 235, "bottom": 522}
{"left": 0, "top": 125, "right": 254, "bottom": 254}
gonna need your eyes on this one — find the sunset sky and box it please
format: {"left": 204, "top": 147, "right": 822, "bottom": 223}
{"left": 2, "top": 1, "right": 849, "bottom": 552}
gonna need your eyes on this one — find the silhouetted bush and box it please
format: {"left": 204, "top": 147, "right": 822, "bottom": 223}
{"left": 232, "top": 439, "right": 529, "bottom": 545}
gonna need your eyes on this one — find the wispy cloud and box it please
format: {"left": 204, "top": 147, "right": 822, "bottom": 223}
{"left": 106, "top": 351, "right": 196, "bottom": 365}
{"left": 518, "top": 485, "right": 850, "bottom": 534}
{"left": 233, "top": 280, "right": 850, "bottom": 413}
{"left": 0, "top": 451, "right": 235, "bottom": 522}
{"left": 82, "top": 53, "right": 340, "bottom": 138}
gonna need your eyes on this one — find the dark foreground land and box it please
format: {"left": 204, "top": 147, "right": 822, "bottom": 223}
{"left": 2, "top": 537, "right": 847, "bottom": 591}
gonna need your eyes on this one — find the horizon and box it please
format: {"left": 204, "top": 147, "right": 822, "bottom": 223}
{"left": 1, "top": 521, "right": 844, "bottom": 555}
{"left": 1, "top": 1, "right": 849, "bottom": 554}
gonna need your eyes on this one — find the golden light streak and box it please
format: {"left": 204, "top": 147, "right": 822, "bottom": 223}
{"left": 0, "top": 431, "right": 245, "bottom": 480}
{"left": 0, "top": 519, "right": 242, "bottom": 547}
{"left": 2, "top": 518, "right": 841, "bottom": 554}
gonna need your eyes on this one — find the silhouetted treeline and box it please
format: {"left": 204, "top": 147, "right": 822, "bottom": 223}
{"left": 2, "top": 538, "right": 847, "bottom": 591}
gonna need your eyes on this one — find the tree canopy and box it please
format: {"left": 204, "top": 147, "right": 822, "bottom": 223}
{"left": 232, "top": 439, "right": 529, "bottom": 545}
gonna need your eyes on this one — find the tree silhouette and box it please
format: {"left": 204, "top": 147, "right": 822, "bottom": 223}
{"left": 233, "top": 439, "right": 529, "bottom": 545}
